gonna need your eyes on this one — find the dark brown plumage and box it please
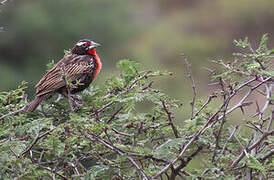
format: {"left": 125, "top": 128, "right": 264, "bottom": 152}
{"left": 23, "top": 39, "right": 102, "bottom": 112}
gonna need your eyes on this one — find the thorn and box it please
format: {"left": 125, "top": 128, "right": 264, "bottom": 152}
{"left": 240, "top": 106, "right": 245, "bottom": 114}
{"left": 255, "top": 100, "right": 261, "bottom": 113}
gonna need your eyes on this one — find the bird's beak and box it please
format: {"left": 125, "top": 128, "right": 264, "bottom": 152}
{"left": 89, "top": 42, "right": 101, "bottom": 49}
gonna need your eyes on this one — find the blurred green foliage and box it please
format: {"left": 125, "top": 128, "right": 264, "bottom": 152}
{"left": 0, "top": 0, "right": 134, "bottom": 92}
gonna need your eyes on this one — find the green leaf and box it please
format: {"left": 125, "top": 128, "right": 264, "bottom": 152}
{"left": 46, "top": 60, "right": 55, "bottom": 71}
{"left": 117, "top": 59, "right": 141, "bottom": 84}
{"left": 247, "top": 154, "right": 266, "bottom": 177}
{"left": 257, "top": 33, "right": 268, "bottom": 53}
{"left": 233, "top": 37, "right": 249, "bottom": 48}
{"left": 117, "top": 59, "right": 141, "bottom": 72}
{"left": 153, "top": 138, "right": 186, "bottom": 160}
{"left": 259, "top": 70, "right": 274, "bottom": 77}
{"left": 64, "top": 49, "right": 71, "bottom": 56}
{"left": 266, "top": 48, "right": 274, "bottom": 55}
{"left": 84, "top": 165, "right": 111, "bottom": 179}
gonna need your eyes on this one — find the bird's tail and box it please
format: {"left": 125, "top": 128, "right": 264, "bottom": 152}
{"left": 0, "top": 94, "right": 52, "bottom": 120}
{"left": 23, "top": 96, "right": 44, "bottom": 112}
{"left": 1, "top": 96, "right": 43, "bottom": 120}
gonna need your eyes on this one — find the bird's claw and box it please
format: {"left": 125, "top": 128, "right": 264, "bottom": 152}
{"left": 55, "top": 94, "right": 64, "bottom": 102}
{"left": 68, "top": 94, "right": 83, "bottom": 112}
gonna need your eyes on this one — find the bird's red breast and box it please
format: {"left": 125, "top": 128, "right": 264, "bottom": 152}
{"left": 88, "top": 48, "right": 102, "bottom": 80}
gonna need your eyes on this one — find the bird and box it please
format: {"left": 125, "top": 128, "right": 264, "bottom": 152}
{"left": 23, "top": 39, "right": 102, "bottom": 112}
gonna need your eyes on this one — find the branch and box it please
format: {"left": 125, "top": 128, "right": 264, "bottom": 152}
{"left": 231, "top": 130, "right": 274, "bottom": 167}
{"left": 219, "top": 77, "right": 271, "bottom": 119}
{"left": 153, "top": 108, "right": 222, "bottom": 179}
{"left": 217, "top": 125, "right": 239, "bottom": 160}
{"left": 0, "top": 94, "right": 29, "bottom": 120}
{"left": 249, "top": 45, "right": 266, "bottom": 70}
{"left": 153, "top": 77, "right": 262, "bottom": 179}
{"left": 183, "top": 56, "right": 197, "bottom": 120}
{"left": 20, "top": 127, "right": 56, "bottom": 157}
{"left": 170, "top": 146, "right": 203, "bottom": 180}
{"left": 259, "top": 83, "right": 272, "bottom": 120}
{"left": 1, "top": 0, "right": 8, "bottom": 5}
{"left": 79, "top": 129, "right": 150, "bottom": 180}
{"left": 212, "top": 96, "right": 230, "bottom": 161}
{"left": 260, "top": 148, "right": 274, "bottom": 161}
{"left": 107, "top": 106, "right": 123, "bottom": 124}
{"left": 193, "top": 94, "right": 217, "bottom": 118}
{"left": 161, "top": 100, "right": 179, "bottom": 138}
{"left": 38, "top": 165, "right": 68, "bottom": 180}
{"left": 91, "top": 71, "right": 154, "bottom": 116}
{"left": 267, "top": 106, "right": 274, "bottom": 132}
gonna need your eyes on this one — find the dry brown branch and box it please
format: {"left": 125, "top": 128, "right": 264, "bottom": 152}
{"left": 20, "top": 127, "right": 57, "bottom": 157}
{"left": 161, "top": 100, "right": 179, "bottom": 138}
{"left": 183, "top": 56, "right": 197, "bottom": 120}
{"left": 154, "top": 75, "right": 271, "bottom": 178}
{"left": 79, "top": 129, "right": 150, "bottom": 180}
{"left": 231, "top": 130, "right": 274, "bottom": 167}
{"left": 169, "top": 146, "right": 203, "bottom": 180}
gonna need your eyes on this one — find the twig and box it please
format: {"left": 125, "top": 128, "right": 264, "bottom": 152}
{"left": 0, "top": 95, "right": 29, "bottom": 120}
{"left": 91, "top": 71, "right": 154, "bottom": 116}
{"left": 234, "top": 135, "right": 249, "bottom": 157}
{"left": 38, "top": 165, "right": 68, "bottom": 180}
{"left": 153, "top": 76, "right": 263, "bottom": 179}
{"left": 246, "top": 123, "right": 263, "bottom": 134}
{"left": 79, "top": 129, "right": 150, "bottom": 180}
{"left": 219, "top": 77, "right": 271, "bottom": 119}
{"left": 193, "top": 94, "right": 217, "bottom": 118}
{"left": 249, "top": 45, "right": 266, "bottom": 70}
{"left": 111, "top": 128, "right": 133, "bottom": 137}
{"left": 107, "top": 106, "right": 123, "bottom": 124}
{"left": 259, "top": 83, "right": 272, "bottom": 120}
{"left": 20, "top": 127, "right": 56, "bottom": 157}
{"left": 267, "top": 107, "right": 274, "bottom": 132}
{"left": 212, "top": 97, "right": 230, "bottom": 162}
{"left": 231, "top": 130, "right": 274, "bottom": 167}
{"left": 161, "top": 100, "right": 179, "bottom": 138}
{"left": 1, "top": 0, "right": 8, "bottom": 5}
{"left": 260, "top": 148, "right": 274, "bottom": 161}
{"left": 9, "top": 147, "right": 19, "bottom": 158}
{"left": 0, "top": 106, "right": 26, "bottom": 120}
{"left": 153, "top": 106, "right": 223, "bottom": 179}
{"left": 169, "top": 146, "right": 203, "bottom": 180}
{"left": 217, "top": 125, "right": 238, "bottom": 160}
{"left": 68, "top": 162, "right": 80, "bottom": 175}
{"left": 183, "top": 56, "right": 197, "bottom": 119}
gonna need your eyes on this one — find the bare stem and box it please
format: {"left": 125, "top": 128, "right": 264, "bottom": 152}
{"left": 161, "top": 100, "right": 179, "bottom": 138}
{"left": 80, "top": 129, "right": 150, "bottom": 180}
{"left": 183, "top": 56, "right": 197, "bottom": 120}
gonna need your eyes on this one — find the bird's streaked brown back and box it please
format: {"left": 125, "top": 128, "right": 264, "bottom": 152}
{"left": 35, "top": 54, "right": 95, "bottom": 97}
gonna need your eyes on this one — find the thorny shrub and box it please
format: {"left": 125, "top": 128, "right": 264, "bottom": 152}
{"left": 0, "top": 34, "right": 273, "bottom": 179}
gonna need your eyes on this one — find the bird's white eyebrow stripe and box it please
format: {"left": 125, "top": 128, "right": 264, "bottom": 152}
{"left": 76, "top": 42, "right": 86, "bottom": 46}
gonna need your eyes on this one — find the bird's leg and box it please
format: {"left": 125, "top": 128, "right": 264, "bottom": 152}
{"left": 70, "top": 94, "right": 83, "bottom": 108}
{"left": 71, "top": 94, "right": 82, "bottom": 104}
{"left": 55, "top": 94, "right": 64, "bottom": 102}
{"left": 61, "top": 91, "right": 76, "bottom": 111}
{"left": 61, "top": 92, "right": 83, "bottom": 112}
{"left": 23, "top": 94, "right": 28, "bottom": 104}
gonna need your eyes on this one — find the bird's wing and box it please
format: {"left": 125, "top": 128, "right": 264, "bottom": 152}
{"left": 35, "top": 54, "right": 95, "bottom": 96}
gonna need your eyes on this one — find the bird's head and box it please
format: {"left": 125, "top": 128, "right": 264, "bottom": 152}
{"left": 71, "top": 39, "right": 101, "bottom": 55}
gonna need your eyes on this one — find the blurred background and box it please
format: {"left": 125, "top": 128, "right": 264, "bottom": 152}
{"left": 0, "top": 0, "right": 274, "bottom": 102}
